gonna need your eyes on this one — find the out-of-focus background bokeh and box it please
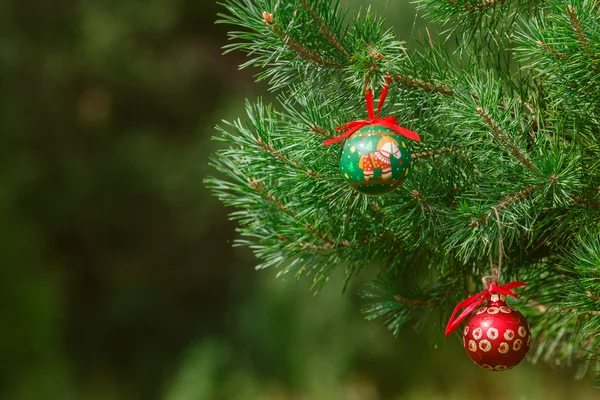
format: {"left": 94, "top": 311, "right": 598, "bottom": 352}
{"left": 1, "top": 0, "right": 598, "bottom": 399}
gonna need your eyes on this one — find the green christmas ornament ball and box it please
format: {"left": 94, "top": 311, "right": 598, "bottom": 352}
{"left": 339, "top": 124, "right": 412, "bottom": 195}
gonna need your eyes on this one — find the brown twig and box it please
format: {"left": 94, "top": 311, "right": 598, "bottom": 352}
{"left": 276, "top": 234, "right": 333, "bottom": 251}
{"left": 411, "top": 146, "right": 460, "bottom": 160}
{"left": 298, "top": 0, "right": 350, "bottom": 58}
{"left": 567, "top": 5, "right": 590, "bottom": 51}
{"left": 248, "top": 179, "right": 344, "bottom": 250}
{"left": 477, "top": 107, "right": 536, "bottom": 170}
{"left": 253, "top": 136, "right": 322, "bottom": 178}
{"left": 393, "top": 294, "right": 436, "bottom": 306}
{"left": 573, "top": 196, "right": 600, "bottom": 209}
{"left": 469, "top": 183, "right": 548, "bottom": 227}
{"left": 462, "top": 0, "right": 506, "bottom": 12}
{"left": 412, "top": 189, "right": 432, "bottom": 212}
{"left": 587, "top": 291, "right": 600, "bottom": 303}
{"left": 263, "top": 11, "right": 342, "bottom": 68}
{"left": 528, "top": 299, "right": 600, "bottom": 316}
{"left": 248, "top": 178, "right": 288, "bottom": 212}
{"left": 393, "top": 74, "right": 454, "bottom": 96}
{"left": 310, "top": 125, "right": 333, "bottom": 138}
{"left": 536, "top": 40, "right": 570, "bottom": 61}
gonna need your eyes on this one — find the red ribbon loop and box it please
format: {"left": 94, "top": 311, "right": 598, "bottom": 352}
{"left": 323, "top": 76, "right": 421, "bottom": 146}
{"left": 444, "top": 281, "right": 527, "bottom": 336}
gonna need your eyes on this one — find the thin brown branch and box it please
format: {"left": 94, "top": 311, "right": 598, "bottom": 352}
{"left": 248, "top": 178, "right": 288, "bottom": 212}
{"left": 411, "top": 189, "right": 432, "bottom": 212}
{"left": 529, "top": 299, "right": 600, "bottom": 316}
{"left": 573, "top": 195, "right": 600, "bottom": 209}
{"left": 253, "top": 136, "right": 322, "bottom": 178}
{"left": 567, "top": 5, "right": 590, "bottom": 51}
{"left": 393, "top": 74, "right": 454, "bottom": 96}
{"left": 276, "top": 235, "right": 333, "bottom": 251}
{"left": 469, "top": 183, "right": 547, "bottom": 227}
{"left": 248, "top": 179, "right": 342, "bottom": 250}
{"left": 393, "top": 295, "right": 436, "bottom": 306}
{"left": 462, "top": 0, "right": 506, "bottom": 12}
{"left": 477, "top": 107, "right": 536, "bottom": 170}
{"left": 310, "top": 125, "right": 333, "bottom": 138}
{"left": 263, "top": 11, "right": 342, "bottom": 68}
{"left": 411, "top": 146, "right": 460, "bottom": 160}
{"left": 536, "top": 40, "right": 570, "bottom": 61}
{"left": 587, "top": 291, "right": 600, "bottom": 303}
{"left": 298, "top": 0, "right": 350, "bottom": 58}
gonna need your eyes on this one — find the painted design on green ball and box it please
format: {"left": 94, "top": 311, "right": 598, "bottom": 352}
{"left": 339, "top": 125, "right": 412, "bottom": 195}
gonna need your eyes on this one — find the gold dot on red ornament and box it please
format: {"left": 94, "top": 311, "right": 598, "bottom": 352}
{"left": 513, "top": 339, "right": 523, "bottom": 351}
{"left": 518, "top": 326, "right": 527, "bottom": 337}
{"left": 504, "top": 329, "right": 515, "bottom": 341}
{"left": 486, "top": 328, "right": 498, "bottom": 340}
{"left": 468, "top": 340, "right": 477, "bottom": 352}
{"left": 479, "top": 340, "right": 492, "bottom": 352}
{"left": 498, "top": 342, "right": 509, "bottom": 354}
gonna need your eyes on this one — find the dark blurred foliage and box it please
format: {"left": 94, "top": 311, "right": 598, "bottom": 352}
{"left": 0, "top": 1, "right": 598, "bottom": 399}
{"left": 0, "top": 1, "right": 261, "bottom": 398}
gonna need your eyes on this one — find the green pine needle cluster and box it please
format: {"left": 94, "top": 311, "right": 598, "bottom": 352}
{"left": 206, "top": 0, "right": 600, "bottom": 379}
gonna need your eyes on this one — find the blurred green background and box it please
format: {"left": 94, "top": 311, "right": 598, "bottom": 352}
{"left": 1, "top": 0, "right": 597, "bottom": 399}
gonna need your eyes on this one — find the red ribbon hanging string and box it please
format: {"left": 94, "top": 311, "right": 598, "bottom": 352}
{"left": 323, "top": 75, "right": 422, "bottom": 146}
{"left": 444, "top": 281, "right": 528, "bottom": 336}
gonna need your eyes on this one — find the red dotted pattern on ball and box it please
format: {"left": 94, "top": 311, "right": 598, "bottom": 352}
{"left": 463, "top": 299, "right": 531, "bottom": 372}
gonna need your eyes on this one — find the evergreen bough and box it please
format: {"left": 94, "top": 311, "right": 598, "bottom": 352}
{"left": 206, "top": 0, "right": 600, "bottom": 379}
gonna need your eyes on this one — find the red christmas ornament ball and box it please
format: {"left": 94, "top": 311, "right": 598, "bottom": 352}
{"left": 462, "top": 294, "right": 532, "bottom": 371}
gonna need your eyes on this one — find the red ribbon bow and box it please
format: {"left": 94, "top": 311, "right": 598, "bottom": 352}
{"left": 444, "top": 281, "right": 528, "bottom": 336}
{"left": 322, "top": 76, "right": 422, "bottom": 146}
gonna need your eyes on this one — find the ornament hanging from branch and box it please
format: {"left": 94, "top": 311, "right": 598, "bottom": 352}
{"left": 323, "top": 75, "right": 421, "bottom": 195}
{"left": 446, "top": 211, "right": 532, "bottom": 371}
{"left": 445, "top": 279, "right": 531, "bottom": 372}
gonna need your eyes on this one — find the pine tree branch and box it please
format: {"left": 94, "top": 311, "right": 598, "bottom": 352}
{"left": 566, "top": 5, "right": 600, "bottom": 74}
{"left": 469, "top": 182, "right": 550, "bottom": 227}
{"left": 275, "top": 234, "right": 332, "bottom": 251}
{"left": 246, "top": 178, "right": 400, "bottom": 251}
{"left": 411, "top": 146, "right": 460, "bottom": 160}
{"left": 248, "top": 178, "right": 342, "bottom": 250}
{"left": 262, "top": 11, "right": 343, "bottom": 68}
{"left": 520, "top": 99, "right": 539, "bottom": 138}
{"left": 298, "top": 0, "right": 350, "bottom": 58}
{"left": 393, "top": 74, "right": 454, "bottom": 96}
{"left": 574, "top": 196, "right": 600, "bottom": 209}
{"left": 535, "top": 40, "right": 570, "bottom": 61}
{"left": 448, "top": 0, "right": 506, "bottom": 13}
{"left": 411, "top": 189, "right": 435, "bottom": 214}
{"left": 567, "top": 5, "right": 590, "bottom": 53}
{"left": 393, "top": 294, "right": 437, "bottom": 306}
{"left": 310, "top": 125, "right": 334, "bottom": 138}
{"left": 529, "top": 299, "right": 600, "bottom": 316}
{"left": 253, "top": 136, "right": 323, "bottom": 178}
{"left": 248, "top": 178, "right": 288, "bottom": 212}
{"left": 477, "top": 107, "right": 536, "bottom": 170}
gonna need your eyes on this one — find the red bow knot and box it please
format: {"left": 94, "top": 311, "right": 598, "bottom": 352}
{"left": 444, "top": 281, "right": 527, "bottom": 336}
{"left": 323, "top": 76, "right": 422, "bottom": 146}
